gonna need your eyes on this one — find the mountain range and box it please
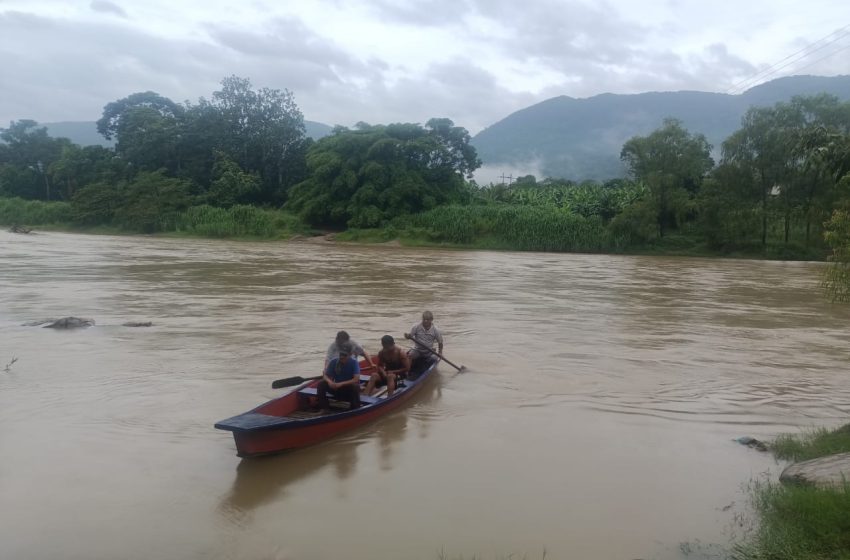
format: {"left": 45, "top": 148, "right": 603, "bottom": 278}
{"left": 470, "top": 74, "right": 850, "bottom": 181}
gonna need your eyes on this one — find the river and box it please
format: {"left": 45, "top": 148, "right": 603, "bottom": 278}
{"left": 1, "top": 231, "right": 849, "bottom": 560}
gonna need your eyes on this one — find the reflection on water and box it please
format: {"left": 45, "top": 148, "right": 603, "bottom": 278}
{"left": 1, "top": 231, "right": 849, "bottom": 560}
{"left": 219, "top": 374, "right": 439, "bottom": 525}
{"left": 219, "top": 437, "right": 363, "bottom": 523}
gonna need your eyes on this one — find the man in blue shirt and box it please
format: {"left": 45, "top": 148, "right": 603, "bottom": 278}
{"left": 317, "top": 341, "right": 361, "bottom": 412}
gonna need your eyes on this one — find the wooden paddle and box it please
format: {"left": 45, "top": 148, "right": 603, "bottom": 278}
{"left": 271, "top": 375, "right": 322, "bottom": 389}
{"left": 409, "top": 335, "right": 466, "bottom": 372}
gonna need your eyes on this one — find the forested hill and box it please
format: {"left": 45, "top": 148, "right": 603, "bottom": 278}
{"left": 471, "top": 74, "right": 850, "bottom": 181}
{"left": 43, "top": 119, "right": 334, "bottom": 146}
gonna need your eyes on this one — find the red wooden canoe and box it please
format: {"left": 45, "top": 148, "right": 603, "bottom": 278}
{"left": 215, "top": 358, "right": 440, "bottom": 457}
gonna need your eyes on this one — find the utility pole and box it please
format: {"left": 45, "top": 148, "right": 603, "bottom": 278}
{"left": 499, "top": 173, "right": 513, "bottom": 186}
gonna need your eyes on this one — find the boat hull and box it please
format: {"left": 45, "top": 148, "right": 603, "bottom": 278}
{"left": 215, "top": 359, "right": 438, "bottom": 457}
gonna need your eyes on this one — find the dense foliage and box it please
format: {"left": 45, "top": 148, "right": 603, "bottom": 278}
{"left": 286, "top": 120, "right": 479, "bottom": 228}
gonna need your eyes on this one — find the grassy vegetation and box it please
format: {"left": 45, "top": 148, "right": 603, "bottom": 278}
{"left": 0, "top": 197, "right": 311, "bottom": 240}
{"left": 771, "top": 424, "right": 850, "bottom": 462}
{"left": 396, "top": 204, "right": 612, "bottom": 253}
{"left": 0, "top": 197, "right": 73, "bottom": 226}
{"left": 173, "top": 205, "right": 309, "bottom": 239}
{"left": 734, "top": 423, "right": 850, "bottom": 560}
{"left": 0, "top": 191, "right": 832, "bottom": 262}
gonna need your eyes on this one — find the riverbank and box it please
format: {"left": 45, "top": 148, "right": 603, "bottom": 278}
{"left": 735, "top": 423, "right": 850, "bottom": 559}
{"left": 335, "top": 227, "right": 829, "bottom": 261}
{"left": 6, "top": 220, "right": 831, "bottom": 262}
{"left": 1, "top": 196, "right": 830, "bottom": 261}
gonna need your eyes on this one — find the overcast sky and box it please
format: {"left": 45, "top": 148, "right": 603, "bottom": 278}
{"left": 1, "top": 0, "right": 849, "bottom": 134}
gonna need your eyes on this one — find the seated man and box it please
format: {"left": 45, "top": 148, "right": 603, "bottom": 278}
{"left": 316, "top": 342, "right": 361, "bottom": 412}
{"left": 324, "top": 330, "right": 375, "bottom": 372}
{"left": 364, "top": 335, "right": 410, "bottom": 397}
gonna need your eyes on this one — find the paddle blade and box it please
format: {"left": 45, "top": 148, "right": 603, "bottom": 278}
{"left": 271, "top": 376, "right": 305, "bottom": 389}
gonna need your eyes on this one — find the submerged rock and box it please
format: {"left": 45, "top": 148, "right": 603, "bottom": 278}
{"left": 122, "top": 321, "right": 153, "bottom": 327}
{"left": 8, "top": 225, "right": 32, "bottom": 234}
{"left": 780, "top": 452, "right": 850, "bottom": 488}
{"left": 735, "top": 436, "right": 768, "bottom": 452}
{"left": 42, "top": 317, "right": 95, "bottom": 329}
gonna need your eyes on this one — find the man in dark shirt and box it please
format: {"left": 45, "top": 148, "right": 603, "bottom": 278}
{"left": 317, "top": 342, "right": 361, "bottom": 412}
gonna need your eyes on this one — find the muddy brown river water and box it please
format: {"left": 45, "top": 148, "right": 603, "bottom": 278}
{"left": 1, "top": 231, "right": 849, "bottom": 560}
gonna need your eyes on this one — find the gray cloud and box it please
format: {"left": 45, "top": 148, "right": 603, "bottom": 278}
{"left": 1, "top": 2, "right": 846, "bottom": 137}
{"left": 0, "top": 11, "right": 218, "bottom": 123}
{"left": 0, "top": 9, "right": 514, "bottom": 133}
{"left": 367, "top": 0, "right": 474, "bottom": 27}
{"left": 206, "top": 17, "right": 358, "bottom": 69}
{"left": 90, "top": 0, "right": 127, "bottom": 18}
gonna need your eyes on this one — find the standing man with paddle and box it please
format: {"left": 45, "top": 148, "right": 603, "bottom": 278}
{"left": 405, "top": 311, "right": 443, "bottom": 368}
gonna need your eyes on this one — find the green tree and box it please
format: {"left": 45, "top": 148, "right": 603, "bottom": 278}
{"left": 70, "top": 181, "right": 123, "bottom": 225}
{"left": 823, "top": 203, "right": 850, "bottom": 302}
{"left": 49, "top": 144, "right": 122, "bottom": 200}
{"left": 720, "top": 96, "right": 850, "bottom": 249}
{"left": 0, "top": 120, "right": 70, "bottom": 200}
{"left": 114, "top": 171, "right": 194, "bottom": 232}
{"left": 722, "top": 103, "right": 803, "bottom": 248}
{"left": 96, "top": 91, "right": 183, "bottom": 141}
{"left": 423, "top": 118, "right": 482, "bottom": 178}
{"left": 620, "top": 118, "right": 714, "bottom": 237}
{"left": 202, "top": 75, "right": 309, "bottom": 203}
{"left": 698, "top": 163, "right": 760, "bottom": 249}
{"left": 812, "top": 128, "right": 850, "bottom": 300}
{"left": 286, "top": 121, "right": 479, "bottom": 228}
{"left": 97, "top": 93, "right": 184, "bottom": 175}
{"left": 205, "top": 152, "right": 261, "bottom": 208}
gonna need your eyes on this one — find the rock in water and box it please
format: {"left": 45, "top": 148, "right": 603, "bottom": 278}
{"left": 735, "top": 436, "right": 768, "bottom": 451}
{"left": 43, "top": 317, "right": 95, "bottom": 329}
{"left": 780, "top": 452, "right": 850, "bottom": 488}
{"left": 122, "top": 322, "right": 153, "bottom": 327}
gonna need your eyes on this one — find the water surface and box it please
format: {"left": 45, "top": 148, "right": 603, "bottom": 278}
{"left": 1, "top": 231, "right": 849, "bottom": 560}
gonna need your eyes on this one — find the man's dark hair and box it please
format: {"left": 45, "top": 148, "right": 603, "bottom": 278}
{"left": 381, "top": 335, "right": 394, "bottom": 346}
{"left": 335, "top": 331, "right": 350, "bottom": 344}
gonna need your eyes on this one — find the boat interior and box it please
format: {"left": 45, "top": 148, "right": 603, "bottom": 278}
{"left": 255, "top": 358, "right": 434, "bottom": 419}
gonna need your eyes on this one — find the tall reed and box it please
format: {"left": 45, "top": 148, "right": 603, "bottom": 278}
{"left": 175, "top": 204, "right": 300, "bottom": 238}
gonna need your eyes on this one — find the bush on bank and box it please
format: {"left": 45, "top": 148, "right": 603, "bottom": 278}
{"left": 0, "top": 194, "right": 308, "bottom": 239}
{"left": 174, "top": 205, "right": 306, "bottom": 238}
{"left": 0, "top": 197, "right": 73, "bottom": 226}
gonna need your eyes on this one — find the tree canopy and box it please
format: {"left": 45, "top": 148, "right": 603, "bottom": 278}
{"left": 621, "top": 118, "right": 713, "bottom": 236}
{"left": 286, "top": 120, "right": 480, "bottom": 228}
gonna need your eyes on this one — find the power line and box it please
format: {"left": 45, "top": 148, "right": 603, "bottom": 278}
{"left": 726, "top": 24, "right": 850, "bottom": 95}
{"left": 725, "top": 24, "right": 850, "bottom": 94}
{"left": 729, "top": 35, "right": 850, "bottom": 95}
{"left": 777, "top": 41, "right": 850, "bottom": 79}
